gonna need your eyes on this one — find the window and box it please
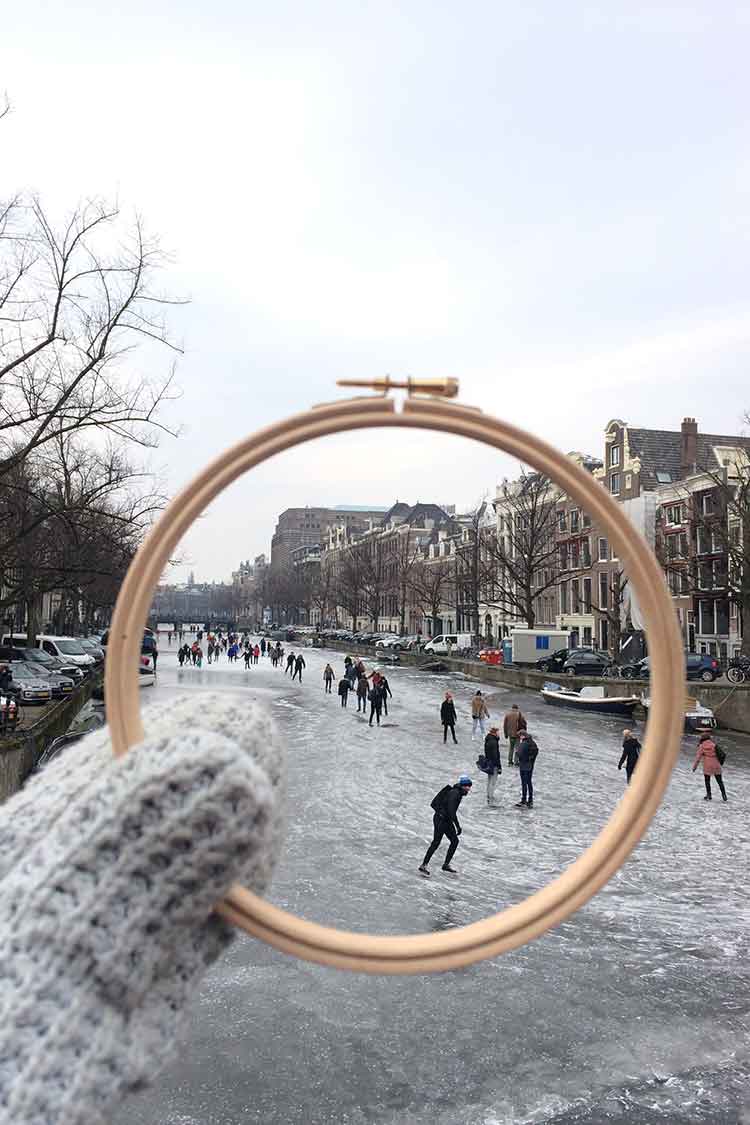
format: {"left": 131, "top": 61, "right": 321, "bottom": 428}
{"left": 559, "top": 582, "right": 569, "bottom": 614}
{"left": 582, "top": 512, "right": 592, "bottom": 528}
{"left": 582, "top": 539, "right": 592, "bottom": 568}
{"left": 571, "top": 509, "right": 580, "bottom": 532}
{"left": 583, "top": 626, "right": 592, "bottom": 645}
{"left": 679, "top": 532, "right": 688, "bottom": 558}
{"left": 557, "top": 509, "right": 567, "bottom": 531}
{"left": 571, "top": 579, "right": 580, "bottom": 613}
{"left": 610, "top": 473, "right": 621, "bottom": 495}
{"left": 599, "top": 572, "right": 609, "bottom": 610}
{"left": 698, "top": 599, "right": 716, "bottom": 635}
{"left": 625, "top": 473, "right": 632, "bottom": 489}
{"left": 610, "top": 446, "right": 620, "bottom": 467}
{"left": 571, "top": 542, "right": 579, "bottom": 570}
{"left": 598, "top": 538, "right": 609, "bottom": 562}
{"left": 559, "top": 544, "right": 568, "bottom": 570}
{"left": 583, "top": 577, "right": 592, "bottom": 613}
{"left": 668, "top": 569, "right": 680, "bottom": 595}
{"left": 666, "top": 504, "right": 683, "bottom": 525}
{"left": 696, "top": 526, "right": 712, "bottom": 555}
{"left": 680, "top": 570, "right": 690, "bottom": 594}
{"left": 701, "top": 492, "right": 715, "bottom": 516}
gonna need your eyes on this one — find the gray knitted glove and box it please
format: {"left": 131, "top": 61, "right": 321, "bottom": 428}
{"left": 0, "top": 694, "right": 286, "bottom": 1125}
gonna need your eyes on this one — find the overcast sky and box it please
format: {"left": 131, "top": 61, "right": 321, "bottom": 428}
{"left": 3, "top": 3, "right": 749, "bottom": 582}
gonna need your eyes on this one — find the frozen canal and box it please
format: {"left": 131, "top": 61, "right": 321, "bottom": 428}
{"left": 116, "top": 644, "right": 750, "bottom": 1125}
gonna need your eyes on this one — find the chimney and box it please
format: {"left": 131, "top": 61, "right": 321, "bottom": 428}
{"left": 680, "top": 417, "right": 698, "bottom": 477}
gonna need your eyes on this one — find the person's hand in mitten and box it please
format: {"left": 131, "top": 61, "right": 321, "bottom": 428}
{"left": 0, "top": 694, "right": 286, "bottom": 1125}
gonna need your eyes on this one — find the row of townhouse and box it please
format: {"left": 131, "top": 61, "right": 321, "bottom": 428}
{"left": 481, "top": 417, "right": 749, "bottom": 660}
{"left": 263, "top": 416, "right": 747, "bottom": 659}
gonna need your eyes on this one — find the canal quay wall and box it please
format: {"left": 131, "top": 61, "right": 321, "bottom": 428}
{"left": 0, "top": 677, "right": 96, "bottom": 802}
{"left": 321, "top": 641, "right": 750, "bottom": 734}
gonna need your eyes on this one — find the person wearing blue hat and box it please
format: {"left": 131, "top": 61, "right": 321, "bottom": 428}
{"left": 419, "top": 775, "right": 472, "bottom": 877}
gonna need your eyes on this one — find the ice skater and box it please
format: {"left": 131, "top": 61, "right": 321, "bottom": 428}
{"left": 484, "top": 726, "right": 502, "bottom": 805}
{"left": 292, "top": 653, "right": 305, "bottom": 682}
{"left": 471, "top": 691, "right": 489, "bottom": 741}
{"left": 692, "top": 731, "right": 727, "bottom": 801}
{"left": 338, "top": 676, "right": 351, "bottom": 708}
{"left": 503, "top": 703, "right": 527, "bottom": 765}
{"left": 286, "top": 651, "right": 295, "bottom": 676}
{"left": 419, "top": 775, "right": 473, "bottom": 877}
{"left": 618, "top": 729, "right": 641, "bottom": 784}
{"left": 515, "top": 730, "right": 539, "bottom": 808}
{"left": 356, "top": 674, "right": 369, "bottom": 713}
{"left": 323, "top": 663, "right": 334, "bottom": 693}
{"left": 440, "top": 691, "right": 457, "bottom": 744}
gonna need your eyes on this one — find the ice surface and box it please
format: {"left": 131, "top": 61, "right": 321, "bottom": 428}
{"left": 114, "top": 645, "right": 750, "bottom": 1124}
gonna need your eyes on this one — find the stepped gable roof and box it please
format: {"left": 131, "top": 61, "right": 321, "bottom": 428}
{"left": 627, "top": 427, "right": 750, "bottom": 486}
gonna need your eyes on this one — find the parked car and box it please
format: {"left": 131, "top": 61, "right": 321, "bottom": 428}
{"left": 7, "top": 663, "right": 53, "bottom": 704}
{"left": 2, "top": 634, "right": 96, "bottom": 671}
{"left": 11, "top": 661, "right": 74, "bottom": 699}
{"left": 78, "top": 638, "right": 105, "bottom": 662}
{"left": 561, "top": 648, "right": 613, "bottom": 676}
{"left": 622, "top": 653, "right": 721, "bottom": 683}
{"left": 534, "top": 647, "right": 572, "bottom": 673}
{"left": 0, "top": 644, "right": 85, "bottom": 684}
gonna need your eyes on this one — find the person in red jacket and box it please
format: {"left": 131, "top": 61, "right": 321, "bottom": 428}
{"left": 692, "top": 731, "right": 727, "bottom": 801}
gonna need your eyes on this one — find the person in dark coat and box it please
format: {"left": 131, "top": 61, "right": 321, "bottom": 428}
{"left": 285, "top": 651, "right": 295, "bottom": 676}
{"left": 368, "top": 683, "right": 384, "bottom": 727}
{"left": 292, "top": 653, "right": 306, "bottom": 682}
{"left": 338, "top": 676, "right": 350, "bottom": 708}
{"left": 380, "top": 674, "right": 393, "bottom": 716}
{"left": 419, "top": 775, "right": 473, "bottom": 876}
{"left": 323, "top": 663, "right": 335, "bottom": 693}
{"left": 484, "top": 727, "right": 502, "bottom": 805}
{"left": 618, "top": 729, "right": 641, "bottom": 784}
{"left": 515, "top": 731, "right": 539, "bottom": 808}
{"left": 356, "top": 674, "right": 369, "bottom": 713}
{"left": 440, "top": 691, "right": 458, "bottom": 744}
{"left": 243, "top": 647, "right": 252, "bottom": 669}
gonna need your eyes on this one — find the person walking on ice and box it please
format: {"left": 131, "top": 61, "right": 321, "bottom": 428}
{"left": 692, "top": 730, "right": 727, "bottom": 801}
{"left": 338, "top": 676, "right": 351, "bottom": 707}
{"left": 356, "top": 673, "right": 369, "bottom": 713}
{"left": 285, "top": 651, "right": 295, "bottom": 676}
{"left": 618, "top": 729, "right": 641, "bottom": 784}
{"left": 471, "top": 691, "right": 489, "bottom": 741}
{"left": 419, "top": 775, "right": 473, "bottom": 877}
{"left": 484, "top": 726, "right": 502, "bottom": 805}
{"left": 440, "top": 691, "right": 457, "bottom": 744}
{"left": 503, "top": 703, "right": 527, "bottom": 765}
{"left": 323, "top": 663, "right": 334, "bottom": 693}
{"left": 292, "top": 653, "right": 306, "bottom": 682}
{"left": 515, "top": 730, "right": 539, "bottom": 808}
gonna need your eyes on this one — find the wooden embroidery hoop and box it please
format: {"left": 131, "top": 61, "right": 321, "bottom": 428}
{"left": 105, "top": 378, "right": 685, "bottom": 974}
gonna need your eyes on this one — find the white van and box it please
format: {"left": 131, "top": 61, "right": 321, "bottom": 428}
{"left": 3, "top": 634, "right": 96, "bottom": 669}
{"left": 423, "top": 633, "right": 473, "bottom": 654}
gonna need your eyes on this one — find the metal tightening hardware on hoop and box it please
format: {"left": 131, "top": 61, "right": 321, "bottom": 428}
{"left": 105, "top": 380, "right": 685, "bottom": 974}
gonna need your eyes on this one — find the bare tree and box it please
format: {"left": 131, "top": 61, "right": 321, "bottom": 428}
{"left": 408, "top": 558, "right": 454, "bottom": 637}
{"left": 0, "top": 197, "right": 183, "bottom": 478}
{"left": 358, "top": 539, "right": 387, "bottom": 630}
{"left": 484, "top": 473, "right": 563, "bottom": 629}
{"left": 390, "top": 527, "right": 423, "bottom": 635}
{"left": 333, "top": 548, "right": 366, "bottom": 632}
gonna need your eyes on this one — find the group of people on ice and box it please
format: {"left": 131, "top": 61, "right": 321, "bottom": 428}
{"left": 323, "top": 656, "right": 393, "bottom": 727}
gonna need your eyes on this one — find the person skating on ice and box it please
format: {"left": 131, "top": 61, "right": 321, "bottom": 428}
{"left": 419, "top": 775, "right": 472, "bottom": 877}
{"left": 503, "top": 703, "right": 527, "bottom": 765}
{"left": 292, "top": 653, "right": 305, "bottom": 682}
{"left": 618, "top": 729, "right": 641, "bottom": 784}
{"left": 440, "top": 691, "right": 457, "bottom": 744}
{"left": 484, "top": 726, "right": 502, "bottom": 805}
{"left": 515, "top": 730, "right": 539, "bottom": 808}
{"left": 471, "top": 691, "right": 489, "bottom": 741}
{"left": 692, "top": 730, "right": 727, "bottom": 801}
{"left": 338, "top": 675, "right": 351, "bottom": 707}
{"left": 323, "top": 663, "right": 335, "bottom": 693}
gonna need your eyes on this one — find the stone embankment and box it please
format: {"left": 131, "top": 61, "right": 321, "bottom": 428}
{"left": 321, "top": 640, "right": 750, "bottom": 734}
{"left": 0, "top": 677, "right": 97, "bottom": 801}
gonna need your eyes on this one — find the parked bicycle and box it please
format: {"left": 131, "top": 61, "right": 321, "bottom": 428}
{"left": 726, "top": 656, "right": 749, "bottom": 685}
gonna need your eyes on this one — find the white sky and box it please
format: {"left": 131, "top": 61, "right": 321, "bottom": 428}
{"left": 3, "top": 2, "right": 749, "bottom": 582}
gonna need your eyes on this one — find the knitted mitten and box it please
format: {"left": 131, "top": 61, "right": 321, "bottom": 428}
{"left": 0, "top": 693, "right": 286, "bottom": 1125}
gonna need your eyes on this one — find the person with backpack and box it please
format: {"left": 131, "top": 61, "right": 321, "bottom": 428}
{"left": 503, "top": 703, "right": 527, "bottom": 765}
{"left": 692, "top": 731, "right": 727, "bottom": 801}
{"left": 483, "top": 726, "right": 502, "bottom": 805}
{"left": 337, "top": 676, "right": 351, "bottom": 708}
{"left": 419, "top": 775, "right": 473, "bottom": 877}
{"left": 440, "top": 691, "right": 458, "bottom": 744}
{"left": 323, "top": 663, "right": 335, "bottom": 693}
{"left": 471, "top": 691, "right": 490, "bottom": 741}
{"left": 618, "top": 729, "right": 641, "bottom": 785}
{"left": 515, "top": 730, "right": 539, "bottom": 808}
